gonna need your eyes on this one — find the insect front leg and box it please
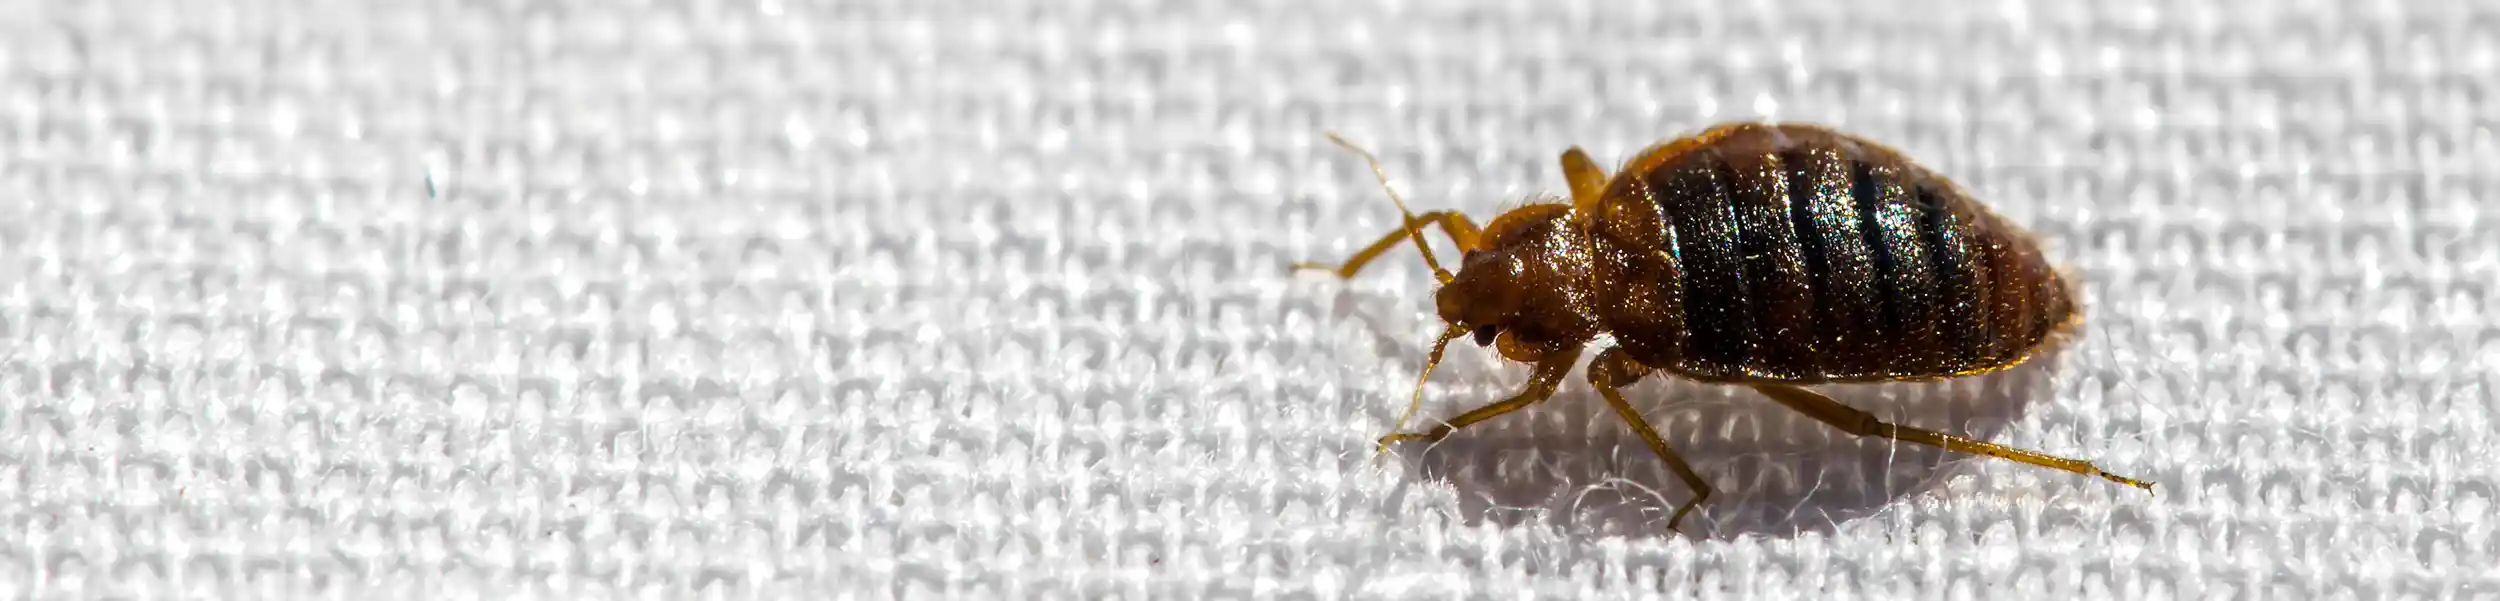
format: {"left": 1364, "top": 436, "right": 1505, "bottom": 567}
{"left": 1293, "top": 211, "right": 1483, "bottom": 279}
{"left": 1748, "top": 383, "right": 2154, "bottom": 491}
{"left": 1377, "top": 346, "right": 1580, "bottom": 447}
{"left": 1588, "top": 347, "right": 1715, "bottom": 532}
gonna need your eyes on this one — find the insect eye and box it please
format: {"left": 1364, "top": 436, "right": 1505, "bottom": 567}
{"left": 1471, "top": 325, "right": 1500, "bottom": 346}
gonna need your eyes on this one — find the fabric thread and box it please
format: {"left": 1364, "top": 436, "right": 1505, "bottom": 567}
{"left": 0, "top": 0, "right": 2494, "bottom": 598}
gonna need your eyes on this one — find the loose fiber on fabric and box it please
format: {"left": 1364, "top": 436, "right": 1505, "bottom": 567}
{"left": 0, "top": 0, "right": 2495, "bottom": 598}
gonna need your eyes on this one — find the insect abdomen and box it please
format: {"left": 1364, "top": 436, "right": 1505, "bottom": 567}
{"left": 1596, "top": 124, "right": 2074, "bottom": 383}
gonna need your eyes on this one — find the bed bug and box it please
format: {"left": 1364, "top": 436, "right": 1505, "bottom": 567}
{"left": 1294, "top": 122, "right": 2152, "bottom": 531}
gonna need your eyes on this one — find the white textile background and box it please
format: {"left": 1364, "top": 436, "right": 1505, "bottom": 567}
{"left": 1, "top": 0, "right": 2495, "bottom": 598}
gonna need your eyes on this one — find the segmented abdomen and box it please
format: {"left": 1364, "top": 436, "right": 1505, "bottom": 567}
{"left": 1596, "top": 124, "right": 2074, "bottom": 383}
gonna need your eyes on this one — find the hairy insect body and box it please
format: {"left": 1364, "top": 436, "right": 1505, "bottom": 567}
{"left": 1297, "top": 122, "right": 2148, "bottom": 533}
{"left": 1592, "top": 125, "right": 2077, "bottom": 383}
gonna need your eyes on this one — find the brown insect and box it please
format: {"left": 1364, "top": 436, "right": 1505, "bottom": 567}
{"left": 1296, "top": 122, "right": 2152, "bottom": 531}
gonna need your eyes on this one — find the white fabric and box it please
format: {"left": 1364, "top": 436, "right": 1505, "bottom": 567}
{"left": 4, "top": 0, "right": 2494, "bottom": 597}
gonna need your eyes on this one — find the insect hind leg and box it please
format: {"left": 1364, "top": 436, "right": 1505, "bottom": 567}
{"left": 1748, "top": 383, "right": 2154, "bottom": 491}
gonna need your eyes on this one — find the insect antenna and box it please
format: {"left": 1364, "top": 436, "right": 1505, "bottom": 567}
{"left": 1324, "top": 132, "right": 1455, "bottom": 284}
{"left": 1380, "top": 323, "right": 1470, "bottom": 454}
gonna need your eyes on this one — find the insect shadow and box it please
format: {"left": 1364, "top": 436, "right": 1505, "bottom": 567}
{"left": 1375, "top": 326, "right": 2067, "bottom": 541}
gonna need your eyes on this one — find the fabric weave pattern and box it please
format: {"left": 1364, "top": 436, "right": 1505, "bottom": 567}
{"left": 0, "top": 0, "right": 2493, "bottom": 598}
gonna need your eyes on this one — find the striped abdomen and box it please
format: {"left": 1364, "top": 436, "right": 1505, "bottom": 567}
{"left": 1589, "top": 123, "right": 2076, "bottom": 383}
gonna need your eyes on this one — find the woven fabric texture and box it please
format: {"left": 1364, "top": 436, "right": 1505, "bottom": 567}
{"left": 2, "top": 0, "right": 2495, "bottom": 598}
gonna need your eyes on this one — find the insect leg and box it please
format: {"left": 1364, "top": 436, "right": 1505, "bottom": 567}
{"left": 1377, "top": 346, "right": 1581, "bottom": 449}
{"left": 1749, "top": 383, "right": 2154, "bottom": 491}
{"left": 1589, "top": 348, "right": 1714, "bottom": 532}
{"left": 1292, "top": 210, "right": 1483, "bottom": 280}
{"left": 1560, "top": 146, "right": 1609, "bottom": 216}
